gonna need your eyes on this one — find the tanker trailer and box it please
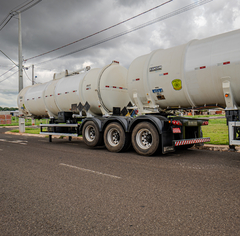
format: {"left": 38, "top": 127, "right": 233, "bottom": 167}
{"left": 127, "top": 28, "right": 240, "bottom": 150}
{"left": 22, "top": 60, "right": 210, "bottom": 156}
{"left": 18, "top": 61, "right": 130, "bottom": 118}
{"left": 19, "top": 30, "right": 240, "bottom": 155}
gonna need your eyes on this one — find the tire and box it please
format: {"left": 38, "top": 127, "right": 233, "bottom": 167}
{"left": 132, "top": 122, "right": 159, "bottom": 156}
{"left": 104, "top": 122, "right": 130, "bottom": 152}
{"left": 82, "top": 121, "right": 102, "bottom": 147}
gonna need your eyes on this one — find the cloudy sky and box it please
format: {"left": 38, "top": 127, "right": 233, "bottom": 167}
{"left": 0, "top": 0, "right": 239, "bottom": 108}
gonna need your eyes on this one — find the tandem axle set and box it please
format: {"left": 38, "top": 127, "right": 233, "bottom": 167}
{"left": 40, "top": 111, "right": 210, "bottom": 156}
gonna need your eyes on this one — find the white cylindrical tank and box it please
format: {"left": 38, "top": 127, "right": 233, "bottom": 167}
{"left": 127, "top": 29, "right": 240, "bottom": 109}
{"left": 17, "top": 62, "right": 130, "bottom": 118}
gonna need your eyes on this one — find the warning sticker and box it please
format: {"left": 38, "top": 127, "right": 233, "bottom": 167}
{"left": 172, "top": 79, "right": 182, "bottom": 90}
{"left": 152, "top": 88, "right": 163, "bottom": 93}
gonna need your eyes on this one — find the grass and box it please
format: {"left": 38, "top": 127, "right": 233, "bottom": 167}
{"left": 6, "top": 116, "right": 230, "bottom": 145}
{"left": 202, "top": 118, "right": 229, "bottom": 145}
{"left": 10, "top": 127, "right": 41, "bottom": 134}
{"left": 184, "top": 114, "right": 225, "bottom": 119}
{"left": 0, "top": 117, "right": 49, "bottom": 126}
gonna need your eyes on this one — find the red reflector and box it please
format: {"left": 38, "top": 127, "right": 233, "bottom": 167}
{"left": 202, "top": 121, "right": 209, "bottom": 125}
{"left": 58, "top": 93, "right": 61, "bottom": 95}
{"left": 65, "top": 92, "right": 68, "bottom": 94}
{"left": 119, "top": 87, "right": 123, "bottom": 89}
{"left": 136, "top": 78, "right": 140, "bottom": 81}
{"left": 105, "top": 85, "right": 110, "bottom": 88}
{"left": 113, "top": 86, "right": 117, "bottom": 88}
{"left": 163, "top": 73, "right": 168, "bottom": 75}
{"left": 223, "top": 61, "right": 230, "bottom": 65}
{"left": 45, "top": 96, "right": 48, "bottom": 97}
{"left": 113, "top": 60, "right": 119, "bottom": 64}
{"left": 171, "top": 120, "right": 182, "bottom": 126}
{"left": 73, "top": 90, "right": 77, "bottom": 92}
{"left": 172, "top": 128, "right": 181, "bottom": 133}
{"left": 200, "top": 66, "right": 206, "bottom": 69}
{"left": 50, "top": 95, "right": 52, "bottom": 97}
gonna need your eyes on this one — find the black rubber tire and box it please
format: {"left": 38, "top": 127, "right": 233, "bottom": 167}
{"left": 132, "top": 122, "right": 159, "bottom": 156}
{"left": 82, "top": 121, "right": 102, "bottom": 147}
{"left": 104, "top": 122, "right": 130, "bottom": 152}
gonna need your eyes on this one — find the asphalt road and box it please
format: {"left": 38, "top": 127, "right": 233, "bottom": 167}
{"left": 0, "top": 127, "right": 240, "bottom": 235}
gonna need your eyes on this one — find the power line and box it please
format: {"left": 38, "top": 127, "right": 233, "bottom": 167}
{"left": 36, "top": 0, "right": 213, "bottom": 65}
{"left": 0, "top": 65, "right": 17, "bottom": 78}
{"left": 0, "top": 70, "right": 18, "bottom": 83}
{"left": 0, "top": 0, "right": 42, "bottom": 32}
{"left": 25, "top": 0, "right": 173, "bottom": 62}
{"left": 0, "top": 50, "right": 18, "bottom": 67}
{"left": 23, "top": 67, "right": 32, "bottom": 82}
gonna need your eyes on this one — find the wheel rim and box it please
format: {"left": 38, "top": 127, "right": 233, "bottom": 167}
{"left": 107, "top": 128, "right": 120, "bottom": 147}
{"left": 136, "top": 128, "right": 152, "bottom": 149}
{"left": 85, "top": 125, "right": 95, "bottom": 142}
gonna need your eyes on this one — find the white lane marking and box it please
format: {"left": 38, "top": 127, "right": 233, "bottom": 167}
{"left": 0, "top": 139, "right": 28, "bottom": 145}
{"left": 59, "top": 163, "right": 121, "bottom": 179}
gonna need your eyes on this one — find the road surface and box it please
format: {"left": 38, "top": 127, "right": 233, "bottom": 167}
{"left": 0, "top": 127, "right": 240, "bottom": 235}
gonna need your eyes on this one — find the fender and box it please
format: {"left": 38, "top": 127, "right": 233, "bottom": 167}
{"left": 80, "top": 117, "right": 106, "bottom": 133}
{"left": 128, "top": 115, "right": 168, "bottom": 134}
{"left": 102, "top": 116, "right": 132, "bottom": 132}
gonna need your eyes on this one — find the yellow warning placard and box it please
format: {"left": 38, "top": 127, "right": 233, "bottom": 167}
{"left": 172, "top": 79, "right": 182, "bottom": 90}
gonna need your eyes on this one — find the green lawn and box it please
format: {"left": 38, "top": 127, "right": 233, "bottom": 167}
{"left": 8, "top": 117, "right": 230, "bottom": 145}
{"left": 11, "top": 127, "right": 41, "bottom": 134}
{"left": 202, "top": 118, "right": 229, "bottom": 145}
{"left": 0, "top": 117, "right": 49, "bottom": 126}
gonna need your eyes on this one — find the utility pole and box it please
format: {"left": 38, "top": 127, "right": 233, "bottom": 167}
{"left": 18, "top": 12, "right": 23, "bottom": 92}
{"left": 32, "top": 64, "right": 34, "bottom": 85}
{"left": 18, "top": 12, "right": 25, "bottom": 133}
{"left": 31, "top": 64, "right": 35, "bottom": 126}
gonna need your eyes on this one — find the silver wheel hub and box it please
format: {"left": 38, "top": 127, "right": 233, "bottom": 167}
{"left": 136, "top": 129, "right": 152, "bottom": 149}
{"left": 85, "top": 126, "right": 95, "bottom": 142}
{"left": 107, "top": 128, "right": 120, "bottom": 147}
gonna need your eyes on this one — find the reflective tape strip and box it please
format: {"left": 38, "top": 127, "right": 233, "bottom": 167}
{"left": 218, "top": 61, "right": 231, "bottom": 66}
{"left": 195, "top": 66, "right": 206, "bottom": 70}
{"left": 159, "top": 72, "right": 169, "bottom": 76}
{"left": 174, "top": 138, "right": 210, "bottom": 146}
{"left": 105, "top": 85, "right": 127, "bottom": 90}
{"left": 223, "top": 61, "right": 230, "bottom": 65}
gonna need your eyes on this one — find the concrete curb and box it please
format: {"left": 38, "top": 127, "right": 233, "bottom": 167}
{"left": 4, "top": 131, "right": 240, "bottom": 153}
{"left": 4, "top": 131, "right": 83, "bottom": 140}
{"left": 192, "top": 144, "right": 240, "bottom": 153}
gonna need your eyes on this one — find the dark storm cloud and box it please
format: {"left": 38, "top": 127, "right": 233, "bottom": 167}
{"left": 0, "top": 0, "right": 239, "bottom": 107}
